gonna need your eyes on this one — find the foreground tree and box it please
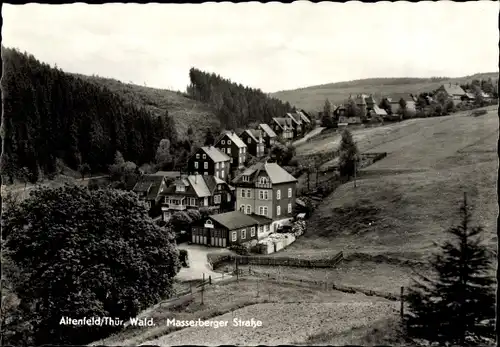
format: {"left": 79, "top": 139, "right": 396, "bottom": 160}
{"left": 2, "top": 185, "right": 180, "bottom": 346}
{"left": 338, "top": 129, "right": 359, "bottom": 178}
{"left": 405, "top": 193, "right": 495, "bottom": 346}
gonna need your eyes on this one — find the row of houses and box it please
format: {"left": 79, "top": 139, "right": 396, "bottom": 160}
{"left": 324, "top": 83, "right": 494, "bottom": 125}
{"left": 131, "top": 111, "right": 312, "bottom": 247}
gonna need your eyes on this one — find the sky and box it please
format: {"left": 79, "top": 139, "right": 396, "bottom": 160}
{"left": 2, "top": 2, "right": 498, "bottom": 93}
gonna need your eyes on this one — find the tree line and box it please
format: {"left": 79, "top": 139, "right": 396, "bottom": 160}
{"left": 187, "top": 68, "right": 294, "bottom": 130}
{"left": 0, "top": 47, "right": 184, "bottom": 184}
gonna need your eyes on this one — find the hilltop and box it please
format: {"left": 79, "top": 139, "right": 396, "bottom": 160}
{"left": 271, "top": 73, "right": 498, "bottom": 112}
{"left": 75, "top": 74, "right": 220, "bottom": 144}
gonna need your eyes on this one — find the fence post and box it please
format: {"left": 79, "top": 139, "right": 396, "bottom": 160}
{"left": 400, "top": 286, "right": 404, "bottom": 320}
{"left": 201, "top": 273, "right": 205, "bottom": 305}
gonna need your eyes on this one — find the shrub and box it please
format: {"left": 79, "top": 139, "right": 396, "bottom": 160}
{"left": 179, "top": 249, "right": 189, "bottom": 267}
{"left": 229, "top": 244, "right": 250, "bottom": 256}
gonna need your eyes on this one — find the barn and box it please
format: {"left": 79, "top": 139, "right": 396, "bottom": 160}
{"left": 191, "top": 210, "right": 273, "bottom": 247}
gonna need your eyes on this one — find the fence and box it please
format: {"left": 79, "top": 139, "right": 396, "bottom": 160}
{"left": 208, "top": 251, "right": 344, "bottom": 271}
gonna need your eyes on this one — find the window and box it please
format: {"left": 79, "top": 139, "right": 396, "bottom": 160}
{"left": 277, "top": 206, "right": 281, "bottom": 216}
{"left": 288, "top": 188, "right": 292, "bottom": 198}
{"left": 246, "top": 189, "right": 252, "bottom": 198}
{"left": 232, "top": 231, "right": 237, "bottom": 242}
{"left": 259, "top": 190, "right": 269, "bottom": 200}
{"left": 247, "top": 138, "right": 251, "bottom": 144}
{"left": 222, "top": 140, "right": 225, "bottom": 145}
{"left": 276, "top": 189, "right": 281, "bottom": 200}
{"left": 288, "top": 203, "right": 292, "bottom": 213}
{"left": 242, "top": 175, "right": 249, "bottom": 182}
{"left": 241, "top": 189, "right": 246, "bottom": 198}
{"left": 230, "top": 158, "right": 234, "bottom": 164}
{"left": 202, "top": 154, "right": 206, "bottom": 159}
{"left": 216, "top": 162, "right": 220, "bottom": 169}
{"left": 216, "top": 171, "right": 219, "bottom": 178}
{"left": 250, "top": 227, "right": 255, "bottom": 237}
{"left": 259, "top": 176, "right": 268, "bottom": 184}
{"left": 214, "top": 195, "right": 221, "bottom": 204}
{"left": 227, "top": 193, "right": 231, "bottom": 201}
{"left": 258, "top": 225, "right": 263, "bottom": 234}
{"left": 259, "top": 206, "right": 268, "bottom": 216}
{"left": 221, "top": 162, "right": 225, "bottom": 168}
{"left": 221, "top": 170, "right": 225, "bottom": 179}
{"left": 241, "top": 229, "right": 246, "bottom": 239}
{"left": 228, "top": 140, "right": 231, "bottom": 145}
{"left": 189, "top": 198, "right": 196, "bottom": 206}
{"left": 265, "top": 224, "right": 269, "bottom": 232}
{"left": 196, "top": 154, "right": 200, "bottom": 159}
{"left": 204, "top": 172, "right": 208, "bottom": 176}
{"left": 246, "top": 205, "right": 251, "bottom": 214}
{"left": 175, "top": 185, "right": 185, "bottom": 192}
{"left": 194, "top": 161, "right": 198, "bottom": 169}
{"left": 204, "top": 162, "right": 208, "bottom": 169}
{"left": 240, "top": 205, "right": 245, "bottom": 212}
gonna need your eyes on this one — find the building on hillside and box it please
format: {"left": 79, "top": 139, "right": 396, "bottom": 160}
{"left": 297, "top": 109, "right": 313, "bottom": 130}
{"left": 190, "top": 210, "right": 273, "bottom": 247}
{"left": 258, "top": 123, "right": 278, "bottom": 149}
{"left": 384, "top": 95, "right": 417, "bottom": 114}
{"left": 334, "top": 105, "right": 361, "bottom": 124}
{"left": 239, "top": 129, "right": 266, "bottom": 158}
{"left": 232, "top": 161, "right": 298, "bottom": 233}
{"left": 364, "top": 95, "right": 376, "bottom": 112}
{"left": 132, "top": 174, "right": 169, "bottom": 210}
{"left": 462, "top": 90, "right": 476, "bottom": 104}
{"left": 160, "top": 174, "right": 234, "bottom": 222}
{"left": 369, "top": 105, "right": 388, "bottom": 118}
{"left": 186, "top": 146, "right": 231, "bottom": 180}
{"left": 353, "top": 94, "right": 368, "bottom": 117}
{"left": 214, "top": 131, "right": 247, "bottom": 171}
{"left": 272, "top": 117, "right": 294, "bottom": 144}
{"left": 436, "top": 83, "right": 466, "bottom": 106}
{"left": 286, "top": 112, "right": 305, "bottom": 138}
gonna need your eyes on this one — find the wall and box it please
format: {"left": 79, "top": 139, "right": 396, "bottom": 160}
{"left": 272, "top": 181, "right": 296, "bottom": 220}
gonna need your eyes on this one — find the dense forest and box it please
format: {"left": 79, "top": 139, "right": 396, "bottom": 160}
{"left": 187, "top": 68, "right": 294, "bottom": 129}
{"left": 0, "top": 47, "right": 185, "bottom": 183}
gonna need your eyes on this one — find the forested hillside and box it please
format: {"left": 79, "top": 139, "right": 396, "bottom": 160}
{"left": 0, "top": 47, "right": 182, "bottom": 183}
{"left": 187, "top": 68, "right": 294, "bottom": 129}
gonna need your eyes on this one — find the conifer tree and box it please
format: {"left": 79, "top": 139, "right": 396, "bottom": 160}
{"left": 338, "top": 129, "right": 359, "bottom": 178}
{"left": 405, "top": 193, "right": 495, "bottom": 346}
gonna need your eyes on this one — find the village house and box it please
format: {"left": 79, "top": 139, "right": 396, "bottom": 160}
{"left": 132, "top": 174, "right": 169, "bottom": 209}
{"left": 258, "top": 123, "right": 278, "bottom": 150}
{"left": 385, "top": 95, "right": 417, "bottom": 115}
{"left": 232, "top": 161, "right": 298, "bottom": 233}
{"left": 436, "top": 83, "right": 467, "bottom": 106}
{"left": 160, "top": 173, "right": 234, "bottom": 222}
{"left": 186, "top": 146, "right": 231, "bottom": 180}
{"left": 239, "top": 129, "right": 265, "bottom": 158}
{"left": 296, "top": 109, "right": 313, "bottom": 132}
{"left": 272, "top": 117, "right": 294, "bottom": 144}
{"left": 190, "top": 210, "right": 273, "bottom": 247}
{"left": 214, "top": 131, "right": 247, "bottom": 171}
{"left": 286, "top": 112, "right": 305, "bottom": 139}
{"left": 333, "top": 105, "right": 361, "bottom": 125}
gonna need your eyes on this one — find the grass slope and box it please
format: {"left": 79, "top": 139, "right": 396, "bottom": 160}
{"left": 272, "top": 73, "right": 498, "bottom": 112}
{"left": 287, "top": 106, "right": 498, "bottom": 261}
{"left": 74, "top": 74, "right": 220, "bottom": 143}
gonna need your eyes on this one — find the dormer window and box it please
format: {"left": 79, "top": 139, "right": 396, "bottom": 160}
{"left": 221, "top": 140, "right": 225, "bottom": 145}
{"left": 202, "top": 154, "right": 206, "bottom": 159}
{"left": 259, "top": 177, "right": 269, "bottom": 184}
{"left": 228, "top": 140, "right": 231, "bottom": 145}
{"left": 175, "top": 184, "right": 185, "bottom": 192}
{"left": 242, "top": 176, "right": 250, "bottom": 182}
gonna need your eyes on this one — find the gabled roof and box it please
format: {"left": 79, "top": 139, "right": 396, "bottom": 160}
{"left": 209, "top": 211, "right": 269, "bottom": 230}
{"left": 232, "top": 162, "right": 297, "bottom": 185}
{"left": 161, "top": 174, "right": 230, "bottom": 198}
{"left": 259, "top": 123, "right": 277, "bottom": 138}
{"left": 440, "top": 84, "right": 466, "bottom": 96}
{"left": 372, "top": 105, "right": 388, "bottom": 116}
{"left": 217, "top": 131, "right": 247, "bottom": 148}
{"left": 286, "top": 112, "right": 303, "bottom": 125}
{"left": 464, "top": 92, "right": 476, "bottom": 99}
{"left": 187, "top": 175, "right": 212, "bottom": 197}
{"left": 201, "top": 146, "right": 231, "bottom": 162}
{"left": 364, "top": 95, "right": 375, "bottom": 105}
{"left": 132, "top": 175, "right": 165, "bottom": 200}
{"left": 242, "top": 129, "right": 262, "bottom": 143}
{"left": 273, "top": 117, "right": 293, "bottom": 130}
{"left": 296, "top": 110, "right": 311, "bottom": 124}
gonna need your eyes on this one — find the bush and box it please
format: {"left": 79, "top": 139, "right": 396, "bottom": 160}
{"left": 179, "top": 249, "right": 189, "bottom": 267}
{"left": 229, "top": 244, "right": 250, "bottom": 255}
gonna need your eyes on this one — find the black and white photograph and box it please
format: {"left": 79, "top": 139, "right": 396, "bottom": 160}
{"left": 1, "top": 1, "right": 498, "bottom": 346}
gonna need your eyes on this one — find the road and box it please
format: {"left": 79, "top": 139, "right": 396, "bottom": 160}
{"left": 293, "top": 127, "right": 325, "bottom": 146}
{"left": 176, "top": 244, "right": 232, "bottom": 283}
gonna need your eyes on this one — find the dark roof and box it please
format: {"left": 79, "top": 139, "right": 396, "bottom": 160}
{"left": 273, "top": 117, "right": 293, "bottom": 130}
{"left": 133, "top": 175, "right": 165, "bottom": 200}
{"left": 233, "top": 162, "right": 297, "bottom": 185}
{"left": 297, "top": 110, "right": 311, "bottom": 124}
{"left": 440, "top": 84, "right": 466, "bottom": 96}
{"left": 364, "top": 95, "right": 375, "bottom": 104}
{"left": 259, "top": 123, "right": 278, "bottom": 138}
{"left": 248, "top": 213, "right": 273, "bottom": 225}
{"left": 287, "top": 112, "right": 303, "bottom": 125}
{"left": 210, "top": 211, "right": 262, "bottom": 230}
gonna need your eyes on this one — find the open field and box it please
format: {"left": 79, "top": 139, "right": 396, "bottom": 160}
{"left": 271, "top": 73, "right": 497, "bottom": 112}
{"left": 95, "top": 278, "right": 398, "bottom": 346}
{"left": 284, "top": 106, "right": 498, "bottom": 263}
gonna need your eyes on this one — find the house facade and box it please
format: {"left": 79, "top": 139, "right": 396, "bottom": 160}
{"left": 296, "top": 109, "right": 312, "bottom": 132}
{"left": 232, "top": 162, "right": 298, "bottom": 233}
{"left": 258, "top": 123, "right": 278, "bottom": 150}
{"left": 272, "top": 117, "right": 294, "bottom": 144}
{"left": 191, "top": 211, "right": 273, "bottom": 247}
{"left": 214, "top": 131, "right": 247, "bottom": 171}
{"left": 186, "top": 146, "right": 231, "bottom": 180}
{"left": 286, "top": 112, "right": 304, "bottom": 139}
{"left": 437, "top": 83, "right": 466, "bottom": 106}
{"left": 160, "top": 174, "right": 234, "bottom": 221}
{"left": 239, "top": 129, "right": 265, "bottom": 158}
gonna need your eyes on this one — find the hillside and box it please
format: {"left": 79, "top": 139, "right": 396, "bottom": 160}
{"left": 272, "top": 73, "right": 498, "bottom": 112}
{"left": 75, "top": 74, "right": 220, "bottom": 144}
